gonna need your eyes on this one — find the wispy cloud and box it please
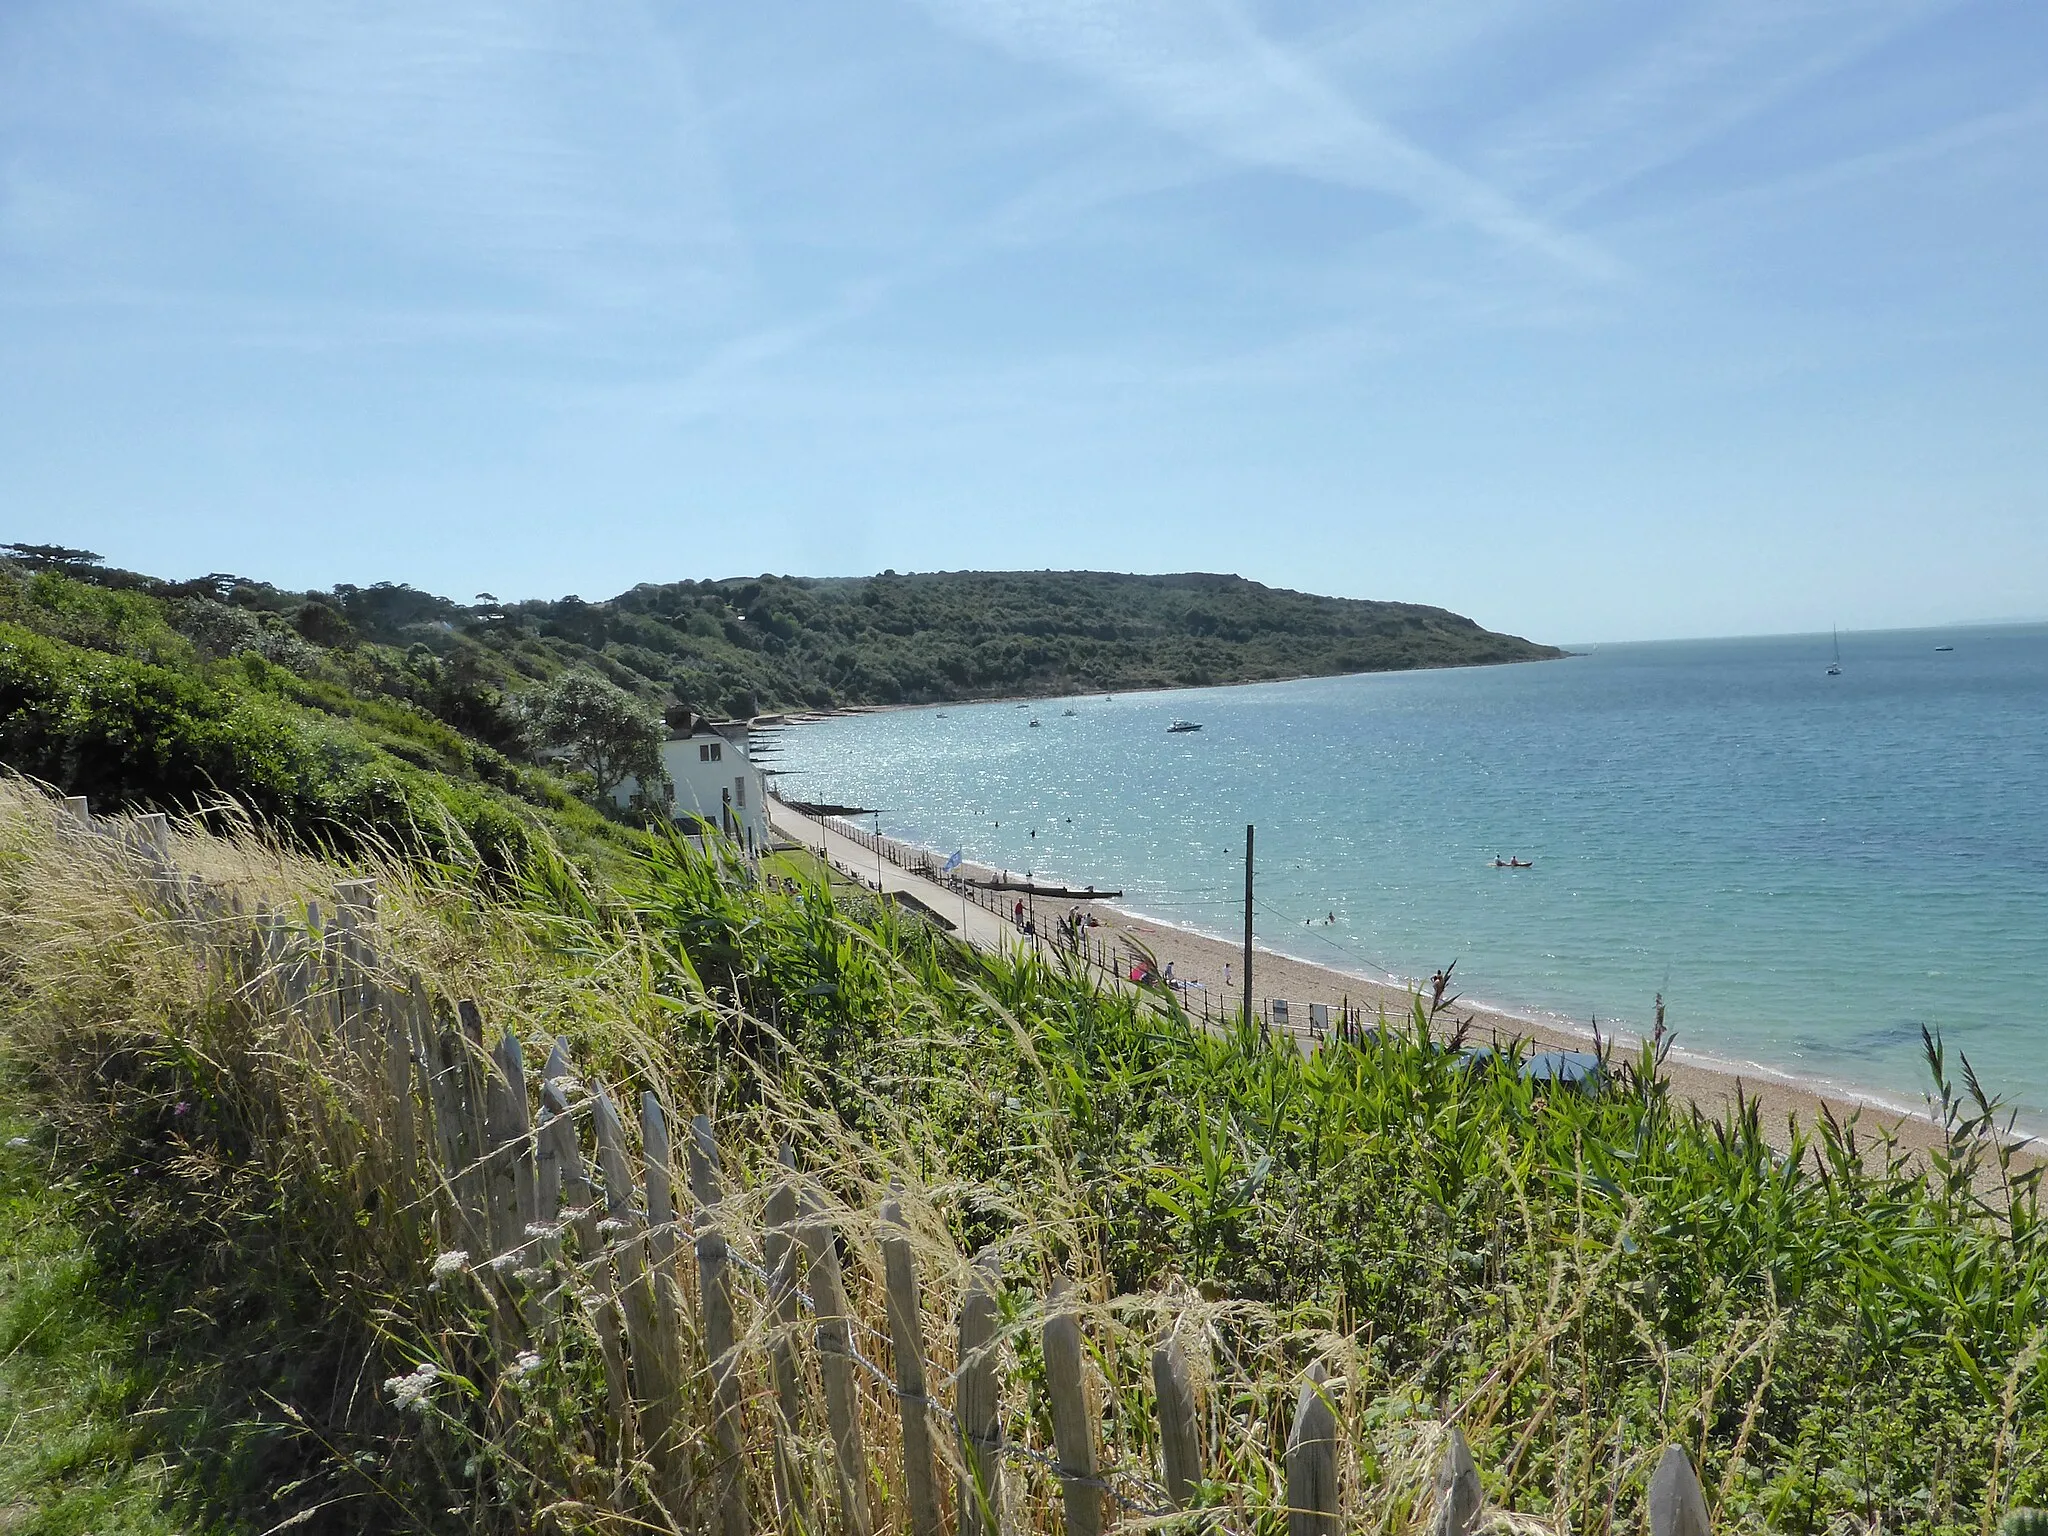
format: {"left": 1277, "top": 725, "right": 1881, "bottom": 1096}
{"left": 136, "top": 0, "right": 742, "bottom": 309}
{"left": 1481, "top": 0, "right": 1963, "bottom": 213}
{"left": 1606, "top": 93, "right": 2048, "bottom": 248}
{"left": 912, "top": 0, "right": 1618, "bottom": 278}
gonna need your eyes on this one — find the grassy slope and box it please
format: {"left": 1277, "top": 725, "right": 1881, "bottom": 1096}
{"left": 0, "top": 1117, "right": 189, "bottom": 1536}
{"left": 0, "top": 795, "right": 2041, "bottom": 1535}
{"left": 0, "top": 566, "right": 642, "bottom": 877}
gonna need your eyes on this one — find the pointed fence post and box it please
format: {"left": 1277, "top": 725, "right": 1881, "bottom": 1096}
{"left": 61, "top": 796, "right": 92, "bottom": 833}
{"left": 1285, "top": 1363, "right": 1339, "bottom": 1536}
{"left": 419, "top": 1002, "right": 486, "bottom": 1254}
{"left": 882, "top": 1193, "right": 943, "bottom": 1536}
{"left": 763, "top": 1145, "right": 813, "bottom": 1536}
{"left": 381, "top": 980, "right": 417, "bottom": 1191}
{"left": 641, "top": 1095, "right": 689, "bottom": 1482}
{"left": 957, "top": 1249, "right": 1005, "bottom": 1536}
{"left": 1152, "top": 1335, "right": 1203, "bottom": 1508}
{"left": 451, "top": 1002, "right": 493, "bottom": 1250}
{"left": 539, "top": 1044, "right": 633, "bottom": 1457}
{"left": 687, "top": 1112, "right": 749, "bottom": 1536}
{"left": 484, "top": 1030, "right": 538, "bottom": 1265}
{"left": 136, "top": 811, "right": 171, "bottom": 864}
{"left": 1649, "top": 1445, "right": 1711, "bottom": 1536}
{"left": 1432, "top": 1428, "right": 1483, "bottom": 1536}
{"left": 802, "top": 1187, "right": 872, "bottom": 1536}
{"left": 535, "top": 1041, "right": 568, "bottom": 1236}
{"left": 643, "top": 1095, "right": 685, "bottom": 1318}
{"left": 594, "top": 1087, "right": 680, "bottom": 1493}
{"left": 1041, "top": 1276, "right": 1101, "bottom": 1536}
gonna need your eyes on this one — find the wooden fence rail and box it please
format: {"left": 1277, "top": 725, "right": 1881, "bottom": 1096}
{"left": 63, "top": 794, "right": 1728, "bottom": 1536}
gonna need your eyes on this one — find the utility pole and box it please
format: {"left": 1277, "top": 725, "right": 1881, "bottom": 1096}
{"left": 874, "top": 811, "right": 885, "bottom": 892}
{"left": 1242, "top": 823, "right": 1255, "bottom": 1029}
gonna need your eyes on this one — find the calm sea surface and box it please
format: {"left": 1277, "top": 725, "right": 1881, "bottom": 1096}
{"left": 774, "top": 627, "right": 2048, "bottom": 1123}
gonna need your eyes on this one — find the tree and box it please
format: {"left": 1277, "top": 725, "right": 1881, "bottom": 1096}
{"left": 529, "top": 672, "right": 665, "bottom": 803}
{"left": 294, "top": 599, "right": 354, "bottom": 647}
{"left": 3, "top": 543, "right": 103, "bottom": 570}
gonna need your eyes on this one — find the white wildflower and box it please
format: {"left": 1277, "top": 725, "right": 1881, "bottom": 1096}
{"left": 487, "top": 1252, "right": 520, "bottom": 1274}
{"left": 509, "top": 1351, "right": 543, "bottom": 1380}
{"left": 523, "top": 1221, "right": 564, "bottom": 1240}
{"left": 596, "top": 1218, "right": 626, "bottom": 1237}
{"left": 383, "top": 1362, "right": 439, "bottom": 1411}
{"left": 431, "top": 1250, "right": 470, "bottom": 1278}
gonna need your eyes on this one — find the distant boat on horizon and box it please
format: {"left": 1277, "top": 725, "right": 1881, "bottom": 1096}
{"left": 1828, "top": 627, "right": 1843, "bottom": 676}
{"left": 1936, "top": 645, "right": 1955, "bottom": 652}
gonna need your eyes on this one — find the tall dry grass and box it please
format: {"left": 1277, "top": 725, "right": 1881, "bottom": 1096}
{"left": 0, "top": 780, "right": 2042, "bottom": 1536}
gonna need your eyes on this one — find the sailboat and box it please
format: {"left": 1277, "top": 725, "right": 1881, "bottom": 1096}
{"left": 1827, "top": 627, "right": 1842, "bottom": 677}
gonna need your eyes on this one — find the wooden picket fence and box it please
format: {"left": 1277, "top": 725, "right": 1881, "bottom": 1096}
{"left": 54, "top": 793, "right": 1720, "bottom": 1536}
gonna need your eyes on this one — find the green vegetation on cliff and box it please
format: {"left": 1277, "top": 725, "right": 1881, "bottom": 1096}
{"left": 0, "top": 560, "right": 642, "bottom": 875}
{"left": 0, "top": 547, "right": 1559, "bottom": 862}
{"left": 523, "top": 568, "right": 1564, "bottom": 713}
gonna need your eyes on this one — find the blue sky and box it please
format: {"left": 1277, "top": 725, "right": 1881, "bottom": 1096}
{"left": 3, "top": 1, "right": 2044, "bottom": 643}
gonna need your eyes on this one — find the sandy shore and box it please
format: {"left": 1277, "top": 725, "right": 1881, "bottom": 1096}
{"left": 1066, "top": 902, "right": 1983, "bottom": 1160}
{"left": 817, "top": 821, "right": 1999, "bottom": 1166}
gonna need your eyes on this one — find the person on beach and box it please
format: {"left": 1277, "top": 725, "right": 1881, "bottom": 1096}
{"left": 1224, "top": 961, "right": 1232, "bottom": 988}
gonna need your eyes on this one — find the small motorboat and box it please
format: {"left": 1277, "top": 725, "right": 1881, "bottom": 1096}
{"left": 1167, "top": 720, "right": 1202, "bottom": 733}
{"left": 1028, "top": 718, "right": 1041, "bottom": 728}
{"left": 1935, "top": 645, "right": 1954, "bottom": 652}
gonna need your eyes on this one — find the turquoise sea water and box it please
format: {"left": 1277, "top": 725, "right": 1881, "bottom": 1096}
{"left": 774, "top": 626, "right": 2048, "bottom": 1124}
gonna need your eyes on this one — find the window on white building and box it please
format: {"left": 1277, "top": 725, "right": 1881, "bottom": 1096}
{"left": 734, "top": 776, "right": 746, "bottom": 807}
{"left": 700, "top": 742, "right": 722, "bottom": 762}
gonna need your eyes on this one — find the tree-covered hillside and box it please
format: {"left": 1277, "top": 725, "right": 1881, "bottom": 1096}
{"left": 0, "top": 548, "right": 1562, "bottom": 723}
{"left": 514, "top": 568, "right": 1563, "bottom": 713}
{"left": 0, "top": 550, "right": 643, "bottom": 874}
{"left": 0, "top": 546, "right": 1560, "bottom": 862}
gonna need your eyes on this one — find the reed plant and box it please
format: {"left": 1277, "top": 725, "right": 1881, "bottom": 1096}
{"left": 0, "top": 781, "right": 2040, "bottom": 1535}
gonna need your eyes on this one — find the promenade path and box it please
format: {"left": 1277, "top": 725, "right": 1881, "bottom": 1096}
{"left": 767, "top": 799, "right": 1027, "bottom": 956}
{"left": 766, "top": 799, "right": 1318, "bottom": 1045}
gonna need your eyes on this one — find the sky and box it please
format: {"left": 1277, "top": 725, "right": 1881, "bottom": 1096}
{"left": 2, "top": 1, "right": 2045, "bottom": 644}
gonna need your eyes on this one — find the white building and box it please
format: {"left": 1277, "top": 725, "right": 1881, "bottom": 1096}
{"left": 614, "top": 720, "right": 770, "bottom": 853}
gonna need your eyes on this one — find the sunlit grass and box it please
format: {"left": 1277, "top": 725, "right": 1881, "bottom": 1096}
{"left": 0, "top": 781, "right": 2041, "bottom": 1535}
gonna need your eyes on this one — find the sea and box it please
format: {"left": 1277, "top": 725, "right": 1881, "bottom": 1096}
{"left": 771, "top": 626, "right": 2048, "bottom": 1128}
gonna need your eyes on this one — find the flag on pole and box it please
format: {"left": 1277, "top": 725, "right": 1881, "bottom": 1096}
{"left": 944, "top": 850, "right": 963, "bottom": 872}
